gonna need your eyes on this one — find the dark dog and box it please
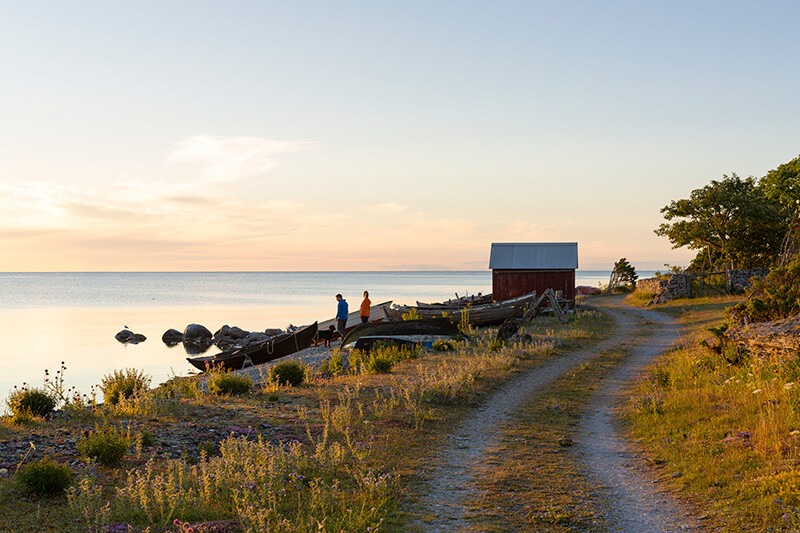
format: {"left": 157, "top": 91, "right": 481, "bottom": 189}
{"left": 314, "top": 325, "right": 339, "bottom": 347}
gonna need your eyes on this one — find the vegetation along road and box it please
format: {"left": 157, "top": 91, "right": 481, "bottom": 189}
{"left": 409, "top": 295, "right": 699, "bottom": 532}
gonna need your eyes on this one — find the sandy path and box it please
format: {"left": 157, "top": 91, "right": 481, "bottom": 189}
{"left": 408, "top": 296, "right": 698, "bottom": 531}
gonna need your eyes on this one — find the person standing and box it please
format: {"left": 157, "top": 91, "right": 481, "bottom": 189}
{"left": 360, "top": 290, "right": 371, "bottom": 323}
{"left": 335, "top": 293, "right": 349, "bottom": 339}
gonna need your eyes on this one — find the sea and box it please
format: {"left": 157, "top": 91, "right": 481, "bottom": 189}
{"left": 0, "top": 270, "right": 645, "bottom": 407}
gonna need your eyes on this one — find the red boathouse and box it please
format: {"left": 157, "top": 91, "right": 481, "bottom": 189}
{"left": 489, "top": 242, "right": 578, "bottom": 307}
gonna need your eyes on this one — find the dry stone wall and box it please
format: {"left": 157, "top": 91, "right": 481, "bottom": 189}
{"left": 637, "top": 269, "right": 769, "bottom": 306}
{"left": 726, "top": 269, "right": 770, "bottom": 291}
{"left": 637, "top": 274, "right": 691, "bottom": 305}
{"left": 636, "top": 278, "right": 667, "bottom": 294}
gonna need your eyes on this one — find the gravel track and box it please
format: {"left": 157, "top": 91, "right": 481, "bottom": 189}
{"left": 409, "top": 296, "right": 700, "bottom": 532}
{"left": 575, "top": 298, "right": 700, "bottom": 532}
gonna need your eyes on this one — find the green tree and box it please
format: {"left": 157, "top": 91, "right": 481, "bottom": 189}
{"left": 761, "top": 154, "right": 800, "bottom": 264}
{"left": 761, "top": 154, "right": 800, "bottom": 209}
{"left": 607, "top": 258, "right": 638, "bottom": 292}
{"left": 654, "top": 174, "right": 786, "bottom": 271}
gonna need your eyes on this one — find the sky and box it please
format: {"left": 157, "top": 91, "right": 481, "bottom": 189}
{"left": 1, "top": 1, "right": 799, "bottom": 272}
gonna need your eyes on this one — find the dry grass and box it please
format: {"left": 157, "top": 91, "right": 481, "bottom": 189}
{"left": 623, "top": 295, "right": 800, "bottom": 530}
{"left": 0, "top": 310, "right": 610, "bottom": 532}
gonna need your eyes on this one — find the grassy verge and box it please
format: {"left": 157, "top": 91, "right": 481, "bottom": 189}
{"left": 0, "top": 309, "right": 609, "bottom": 533}
{"left": 623, "top": 295, "right": 800, "bottom": 530}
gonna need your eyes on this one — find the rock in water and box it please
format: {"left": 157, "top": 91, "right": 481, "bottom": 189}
{"left": 115, "top": 329, "right": 147, "bottom": 344}
{"left": 184, "top": 323, "right": 212, "bottom": 340}
{"left": 162, "top": 329, "right": 184, "bottom": 344}
{"left": 115, "top": 329, "right": 134, "bottom": 342}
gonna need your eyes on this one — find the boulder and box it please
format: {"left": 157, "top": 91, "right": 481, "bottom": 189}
{"left": 162, "top": 329, "right": 184, "bottom": 344}
{"left": 184, "top": 324, "right": 212, "bottom": 340}
{"left": 228, "top": 326, "right": 248, "bottom": 339}
{"left": 213, "top": 325, "right": 231, "bottom": 339}
{"left": 115, "top": 329, "right": 147, "bottom": 344}
{"left": 726, "top": 315, "right": 800, "bottom": 358}
{"left": 115, "top": 329, "right": 134, "bottom": 342}
{"left": 264, "top": 328, "right": 284, "bottom": 336}
{"left": 245, "top": 332, "right": 269, "bottom": 344}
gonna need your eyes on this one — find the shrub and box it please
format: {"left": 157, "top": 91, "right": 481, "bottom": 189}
{"left": 17, "top": 456, "right": 72, "bottom": 495}
{"left": 432, "top": 339, "right": 455, "bottom": 351}
{"left": 366, "top": 352, "right": 394, "bottom": 374}
{"left": 269, "top": 360, "right": 306, "bottom": 387}
{"left": 728, "top": 256, "right": 800, "bottom": 323}
{"left": 324, "top": 350, "right": 346, "bottom": 375}
{"left": 11, "top": 409, "right": 34, "bottom": 426}
{"left": 100, "top": 368, "right": 151, "bottom": 405}
{"left": 371, "top": 342, "right": 419, "bottom": 362}
{"left": 77, "top": 425, "right": 129, "bottom": 466}
{"left": 488, "top": 339, "right": 504, "bottom": 352}
{"left": 6, "top": 387, "right": 57, "bottom": 417}
{"left": 207, "top": 369, "right": 253, "bottom": 396}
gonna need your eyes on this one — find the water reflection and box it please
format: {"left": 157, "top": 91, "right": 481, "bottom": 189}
{"left": 162, "top": 336, "right": 216, "bottom": 355}
{"left": 181, "top": 340, "right": 215, "bottom": 355}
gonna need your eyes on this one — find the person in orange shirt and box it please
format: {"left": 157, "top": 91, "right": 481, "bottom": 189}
{"left": 360, "top": 290, "right": 371, "bottom": 323}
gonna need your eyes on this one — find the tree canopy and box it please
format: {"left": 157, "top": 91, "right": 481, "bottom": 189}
{"left": 654, "top": 174, "right": 786, "bottom": 271}
{"left": 761, "top": 154, "right": 800, "bottom": 210}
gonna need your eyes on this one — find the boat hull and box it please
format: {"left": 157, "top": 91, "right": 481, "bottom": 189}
{"left": 187, "top": 322, "right": 318, "bottom": 371}
{"left": 385, "top": 292, "right": 537, "bottom": 327}
{"left": 341, "top": 317, "right": 459, "bottom": 346}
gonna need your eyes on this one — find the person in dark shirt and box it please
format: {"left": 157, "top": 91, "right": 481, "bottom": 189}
{"left": 335, "top": 293, "right": 349, "bottom": 339}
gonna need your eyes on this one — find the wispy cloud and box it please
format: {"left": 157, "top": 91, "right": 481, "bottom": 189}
{"left": 365, "top": 202, "right": 408, "bottom": 213}
{"left": 167, "top": 135, "right": 311, "bottom": 182}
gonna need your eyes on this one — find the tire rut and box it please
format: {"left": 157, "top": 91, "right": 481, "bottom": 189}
{"left": 575, "top": 299, "right": 700, "bottom": 532}
{"left": 407, "top": 297, "right": 699, "bottom": 532}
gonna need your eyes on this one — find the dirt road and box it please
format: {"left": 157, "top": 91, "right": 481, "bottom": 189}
{"left": 408, "top": 296, "right": 699, "bottom": 531}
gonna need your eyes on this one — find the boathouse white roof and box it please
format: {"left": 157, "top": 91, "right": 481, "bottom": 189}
{"left": 489, "top": 242, "right": 578, "bottom": 270}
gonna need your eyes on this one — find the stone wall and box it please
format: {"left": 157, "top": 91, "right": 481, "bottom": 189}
{"left": 637, "top": 274, "right": 691, "bottom": 305}
{"left": 726, "top": 269, "right": 769, "bottom": 291}
{"left": 636, "top": 278, "right": 667, "bottom": 293}
{"left": 637, "top": 269, "right": 770, "bottom": 306}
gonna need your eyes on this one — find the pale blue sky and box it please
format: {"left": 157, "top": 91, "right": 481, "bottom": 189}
{"left": 1, "top": 1, "right": 798, "bottom": 271}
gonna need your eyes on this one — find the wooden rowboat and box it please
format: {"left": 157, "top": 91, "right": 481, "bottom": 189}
{"left": 187, "top": 322, "right": 318, "bottom": 371}
{"left": 385, "top": 291, "right": 537, "bottom": 327}
{"left": 341, "top": 317, "right": 460, "bottom": 347}
{"left": 415, "top": 293, "right": 493, "bottom": 309}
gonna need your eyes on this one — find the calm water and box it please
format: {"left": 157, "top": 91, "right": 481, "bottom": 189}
{"left": 0, "top": 270, "right": 628, "bottom": 406}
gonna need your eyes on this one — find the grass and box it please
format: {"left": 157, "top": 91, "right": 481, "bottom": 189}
{"left": 0, "top": 308, "right": 611, "bottom": 532}
{"left": 622, "top": 294, "right": 800, "bottom": 530}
